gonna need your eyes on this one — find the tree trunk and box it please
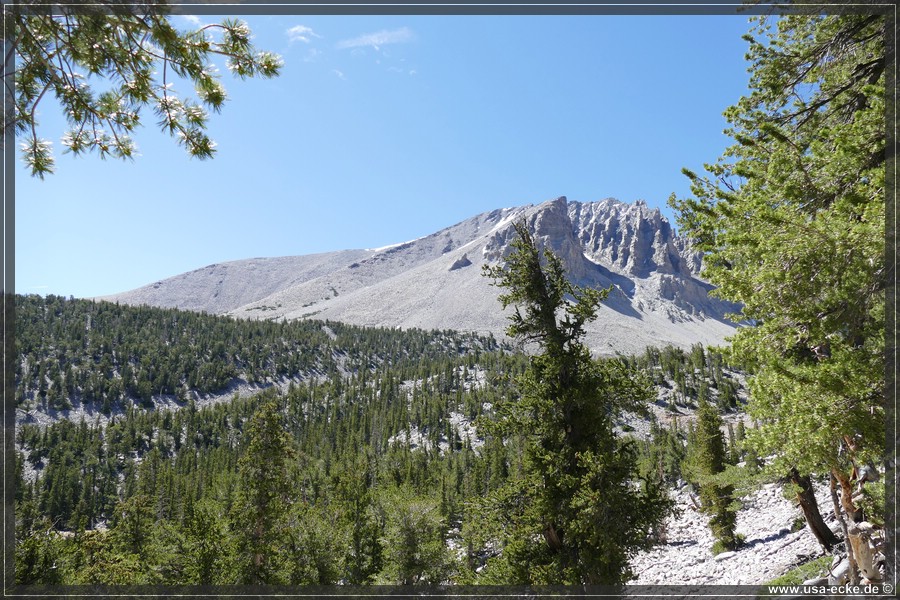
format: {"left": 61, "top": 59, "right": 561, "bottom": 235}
{"left": 847, "top": 521, "right": 881, "bottom": 581}
{"left": 833, "top": 467, "right": 863, "bottom": 522}
{"left": 831, "top": 471, "right": 859, "bottom": 585}
{"left": 543, "top": 522, "right": 563, "bottom": 552}
{"left": 790, "top": 468, "right": 839, "bottom": 551}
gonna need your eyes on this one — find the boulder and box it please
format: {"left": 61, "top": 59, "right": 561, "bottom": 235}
{"left": 448, "top": 254, "right": 472, "bottom": 271}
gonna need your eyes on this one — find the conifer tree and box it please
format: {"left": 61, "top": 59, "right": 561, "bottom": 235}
{"left": 15, "top": 516, "right": 65, "bottom": 585}
{"left": 378, "top": 486, "right": 455, "bottom": 585}
{"left": 232, "top": 394, "right": 297, "bottom": 584}
{"left": 333, "top": 456, "right": 384, "bottom": 584}
{"left": 477, "top": 221, "right": 671, "bottom": 585}
{"left": 285, "top": 501, "right": 346, "bottom": 585}
{"left": 669, "top": 12, "right": 886, "bottom": 579}
{"left": 183, "top": 498, "right": 232, "bottom": 584}
{"left": 109, "top": 492, "right": 155, "bottom": 559}
{"left": 683, "top": 398, "right": 738, "bottom": 552}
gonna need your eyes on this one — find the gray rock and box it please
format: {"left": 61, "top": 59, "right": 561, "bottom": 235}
{"left": 713, "top": 551, "right": 736, "bottom": 561}
{"left": 857, "top": 464, "right": 879, "bottom": 483}
{"left": 631, "top": 479, "right": 835, "bottom": 586}
{"left": 448, "top": 254, "right": 472, "bottom": 271}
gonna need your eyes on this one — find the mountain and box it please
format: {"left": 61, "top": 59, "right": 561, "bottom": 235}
{"left": 102, "top": 196, "right": 741, "bottom": 355}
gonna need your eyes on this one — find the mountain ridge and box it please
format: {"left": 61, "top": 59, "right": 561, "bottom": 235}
{"left": 102, "top": 196, "right": 741, "bottom": 355}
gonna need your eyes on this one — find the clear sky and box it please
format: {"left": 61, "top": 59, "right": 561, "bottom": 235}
{"left": 15, "top": 12, "right": 756, "bottom": 299}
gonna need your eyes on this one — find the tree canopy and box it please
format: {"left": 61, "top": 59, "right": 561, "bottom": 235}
{"left": 4, "top": 2, "right": 281, "bottom": 177}
{"left": 669, "top": 12, "right": 886, "bottom": 519}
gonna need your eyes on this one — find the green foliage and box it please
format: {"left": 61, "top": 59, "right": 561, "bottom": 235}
{"left": 181, "top": 498, "right": 233, "bottom": 584}
{"left": 629, "top": 343, "right": 743, "bottom": 410}
{"left": 636, "top": 419, "right": 686, "bottom": 486}
{"left": 377, "top": 486, "right": 456, "bottom": 585}
{"left": 669, "top": 14, "right": 885, "bottom": 493}
{"left": 16, "top": 292, "right": 757, "bottom": 585}
{"left": 476, "top": 221, "right": 672, "bottom": 585}
{"left": 66, "top": 530, "right": 147, "bottom": 585}
{"left": 14, "top": 294, "right": 501, "bottom": 411}
{"left": 762, "top": 555, "right": 833, "bottom": 587}
{"left": 856, "top": 480, "right": 885, "bottom": 528}
{"left": 332, "top": 457, "right": 385, "bottom": 584}
{"left": 108, "top": 493, "right": 155, "bottom": 559}
{"left": 285, "top": 501, "right": 347, "bottom": 585}
{"left": 683, "top": 398, "right": 739, "bottom": 551}
{"left": 484, "top": 221, "right": 607, "bottom": 354}
{"left": 14, "top": 294, "right": 525, "bottom": 585}
{"left": 15, "top": 516, "right": 65, "bottom": 585}
{"left": 711, "top": 534, "right": 745, "bottom": 556}
{"left": 232, "top": 394, "right": 298, "bottom": 584}
{"left": 8, "top": 5, "right": 282, "bottom": 177}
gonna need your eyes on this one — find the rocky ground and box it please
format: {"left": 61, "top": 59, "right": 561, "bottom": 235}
{"left": 631, "top": 479, "right": 836, "bottom": 585}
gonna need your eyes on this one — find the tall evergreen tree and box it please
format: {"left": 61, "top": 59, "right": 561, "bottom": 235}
{"left": 477, "top": 221, "right": 671, "bottom": 585}
{"left": 683, "top": 398, "right": 738, "bottom": 552}
{"left": 333, "top": 456, "right": 384, "bottom": 584}
{"left": 669, "top": 12, "right": 886, "bottom": 580}
{"left": 231, "top": 394, "right": 297, "bottom": 584}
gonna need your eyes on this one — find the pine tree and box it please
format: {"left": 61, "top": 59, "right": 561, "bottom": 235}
{"left": 378, "top": 485, "right": 455, "bottom": 585}
{"left": 15, "top": 515, "right": 65, "bottom": 585}
{"left": 671, "top": 11, "right": 886, "bottom": 493}
{"left": 683, "top": 397, "right": 738, "bottom": 553}
{"left": 8, "top": 5, "right": 282, "bottom": 177}
{"left": 108, "top": 492, "right": 155, "bottom": 560}
{"left": 285, "top": 500, "right": 346, "bottom": 585}
{"left": 476, "top": 221, "right": 671, "bottom": 584}
{"left": 183, "top": 498, "right": 232, "bottom": 584}
{"left": 231, "top": 393, "right": 297, "bottom": 584}
{"left": 669, "top": 12, "right": 886, "bottom": 581}
{"left": 333, "top": 457, "right": 384, "bottom": 584}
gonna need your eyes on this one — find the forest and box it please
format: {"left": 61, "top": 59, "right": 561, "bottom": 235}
{"left": 15, "top": 293, "right": 750, "bottom": 585}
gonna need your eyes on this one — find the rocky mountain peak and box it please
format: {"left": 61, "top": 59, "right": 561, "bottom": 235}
{"left": 103, "top": 195, "right": 738, "bottom": 356}
{"left": 483, "top": 196, "right": 699, "bottom": 282}
{"left": 525, "top": 196, "right": 599, "bottom": 282}
{"left": 567, "top": 197, "right": 691, "bottom": 278}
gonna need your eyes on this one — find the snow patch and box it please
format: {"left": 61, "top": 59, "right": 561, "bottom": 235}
{"left": 366, "top": 236, "right": 425, "bottom": 253}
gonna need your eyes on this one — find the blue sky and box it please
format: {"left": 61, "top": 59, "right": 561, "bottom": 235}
{"left": 15, "top": 13, "right": 755, "bottom": 298}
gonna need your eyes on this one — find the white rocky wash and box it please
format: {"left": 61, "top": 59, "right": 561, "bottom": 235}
{"left": 388, "top": 412, "right": 483, "bottom": 456}
{"left": 630, "top": 481, "right": 837, "bottom": 585}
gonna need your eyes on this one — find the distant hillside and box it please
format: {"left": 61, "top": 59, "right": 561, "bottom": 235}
{"left": 102, "top": 196, "right": 742, "bottom": 355}
{"left": 14, "top": 294, "right": 501, "bottom": 425}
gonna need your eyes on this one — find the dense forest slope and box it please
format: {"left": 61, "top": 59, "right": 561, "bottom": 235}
{"left": 15, "top": 294, "right": 498, "bottom": 418}
{"left": 15, "top": 294, "right": 781, "bottom": 586}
